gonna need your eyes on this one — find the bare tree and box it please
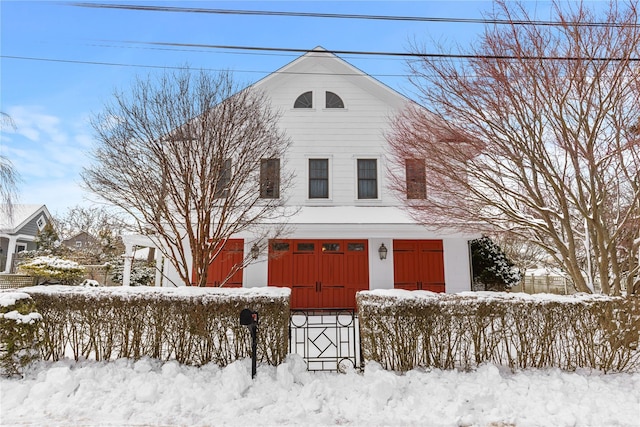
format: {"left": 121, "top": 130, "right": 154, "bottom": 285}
{"left": 388, "top": 0, "right": 640, "bottom": 295}
{"left": 0, "top": 112, "right": 19, "bottom": 217}
{"left": 83, "top": 68, "right": 292, "bottom": 287}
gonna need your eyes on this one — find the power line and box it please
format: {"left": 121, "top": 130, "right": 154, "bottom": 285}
{"left": 110, "top": 41, "right": 640, "bottom": 62}
{"left": 0, "top": 55, "right": 410, "bottom": 77}
{"left": 69, "top": 2, "right": 635, "bottom": 28}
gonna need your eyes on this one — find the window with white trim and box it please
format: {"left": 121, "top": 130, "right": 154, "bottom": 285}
{"left": 357, "top": 159, "right": 378, "bottom": 199}
{"left": 309, "top": 159, "right": 329, "bottom": 199}
{"left": 260, "top": 158, "right": 280, "bottom": 199}
{"left": 294, "top": 91, "right": 313, "bottom": 108}
{"left": 325, "top": 91, "right": 344, "bottom": 108}
{"left": 36, "top": 215, "right": 46, "bottom": 231}
{"left": 214, "top": 159, "right": 232, "bottom": 198}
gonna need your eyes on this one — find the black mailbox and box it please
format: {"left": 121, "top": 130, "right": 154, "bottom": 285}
{"left": 240, "top": 309, "right": 258, "bottom": 326}
{"left": 239, "top": 308, "right": 259, "bottom": 378}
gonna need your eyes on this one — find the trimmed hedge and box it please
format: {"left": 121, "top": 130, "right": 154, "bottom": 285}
{"left": 21, "top": 286, "right": 290, "bottom": 367}
{"left": 357, "top": 290, "right": 640, "bottom": 373}
{"left": 0, "top": 292, "right": 42, "bottom": 376}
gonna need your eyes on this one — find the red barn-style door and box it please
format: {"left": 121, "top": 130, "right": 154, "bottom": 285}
{"left": 202, "top": 239, "right": 244, "bottom": 287}
{"left": 268, "top": 239, "right": 369, "bottom": 309}
{"left": 393, "top": 240, "right": 445, "bottom": 292}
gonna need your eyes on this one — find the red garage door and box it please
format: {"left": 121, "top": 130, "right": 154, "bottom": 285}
{"left": 202, "top": 239, "right": 244, "bottom": 287}
{"left": 268, "top": 239, "right": 369, "bottom": 309}
{"left": 393, "top": 240, "right": 445, "bottom": 292}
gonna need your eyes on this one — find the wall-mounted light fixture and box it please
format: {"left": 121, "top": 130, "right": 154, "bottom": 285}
{"left": 378, "top": 243, "right": 388, "bottom": 260}
{"left": 250, "top": 243, "right": 260, "bottom": 260}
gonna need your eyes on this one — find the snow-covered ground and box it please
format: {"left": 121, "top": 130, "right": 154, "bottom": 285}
{"left": 2, "top": 355, "right": 639, "bottom": 426}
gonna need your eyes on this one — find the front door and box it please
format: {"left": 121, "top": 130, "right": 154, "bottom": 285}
{"left": 393, "top": 240, "right": 445, "bottom": 292}
{"left": 268, "top": 239, "right": 369, "bottom": 309}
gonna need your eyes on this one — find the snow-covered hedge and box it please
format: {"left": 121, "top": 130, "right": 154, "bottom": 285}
{"left": 357, "top": 290, "right": 640, "bottom": 373}
{"left": 20, "top": 286, "right": 290, "bottom": 367}
{"left": 18, "top": 256, "right": 86, "bottom": 286}
{"left": 0, "top": 292, "right": 42, "bottom": 376}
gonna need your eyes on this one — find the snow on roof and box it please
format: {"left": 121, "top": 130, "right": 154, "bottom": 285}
{"left": 0, "top": 204, "right": 48, "bottom": 232}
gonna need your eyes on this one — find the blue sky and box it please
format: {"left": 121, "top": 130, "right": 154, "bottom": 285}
{"left": 2, "top": 0, "right": 516, "bottom": 215}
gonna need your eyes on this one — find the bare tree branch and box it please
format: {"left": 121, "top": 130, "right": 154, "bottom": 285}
{"left": 83, "top": 68, "right": 293, "bottom": 287}
{"left": 388, "top": 0, "right": 640, "bottom": 295}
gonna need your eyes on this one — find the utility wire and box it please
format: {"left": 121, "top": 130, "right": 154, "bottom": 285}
{"left": 0, "top": 55, "right": 410, "bottom": 77}
{"left": 111, "top": 41, "right": 640, "bottom": 62}
{"left": 69, "top": 2, "right": 636, "bottom": 28}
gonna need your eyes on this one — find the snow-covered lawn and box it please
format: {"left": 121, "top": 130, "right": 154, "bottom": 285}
{"left": 2, "top": 356, "right": 639, "bottom": 426}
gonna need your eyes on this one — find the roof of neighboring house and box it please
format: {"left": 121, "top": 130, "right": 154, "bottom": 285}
{"left": 0, "top": 204, "right": 52, "bottom": 234}
{"left": 61, "top": 231, "right": 99, "bottom": 246}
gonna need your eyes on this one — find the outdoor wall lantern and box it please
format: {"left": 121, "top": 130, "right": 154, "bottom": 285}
{"left": 378, "top": 243, "right": 388, "bottom": 260}
{"left": 250, "top": 243, "right": 260, "bottom": 260}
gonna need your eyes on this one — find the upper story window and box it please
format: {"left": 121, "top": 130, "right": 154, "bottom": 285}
{"left": 405, "top": 159, "right": 426, "bottom": 199}
{"left": 36, "top": 215, "right": 46, "bottom": 231}
{"left": 309, "top": 159, "right": 329, "bottom": 199}
{"left": 260, "top": 158, "right": 280, "bottom": 199}
{"left": 325, "top": 91, "right": 344, "bottom": 109}
{"left": 294, "top": 91, "right": 313, "bottom": 108}
{"left": 357, "top": 159, "right": 378, "bottom": 199}
{"left": 214, "top": 159, "right": 232, "bottom": 198}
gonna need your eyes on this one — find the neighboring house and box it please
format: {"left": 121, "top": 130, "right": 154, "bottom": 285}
{"left": 61, "top": 231, "right": 99, "bottom": 250}
{"left": 0, "top": 204, "right": 54, "bottom": 273}
{"left": 123, "top": 47, "right": 478, "bottom": 309}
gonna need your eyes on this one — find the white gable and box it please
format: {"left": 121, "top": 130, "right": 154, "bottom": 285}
{"left": 252, "top": 47, "right": 411, "bottom": 207}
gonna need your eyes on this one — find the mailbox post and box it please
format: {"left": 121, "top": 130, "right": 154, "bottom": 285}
{"left": 239, "top": 308, "right": 259, "bottom": 379}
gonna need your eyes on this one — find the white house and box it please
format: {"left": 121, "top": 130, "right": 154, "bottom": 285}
{"left": 0, "top": 204, "right": 54, "bottom": 273}
{"left": 123, "top": 48, "right": 477, "bottom": 309}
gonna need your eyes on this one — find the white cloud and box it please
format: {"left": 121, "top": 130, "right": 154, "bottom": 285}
{"left": 1, "top": 105, "right": 96, "bottom": 212}
{"left": 7, "top": 105, "right": 67, "bottom": 143}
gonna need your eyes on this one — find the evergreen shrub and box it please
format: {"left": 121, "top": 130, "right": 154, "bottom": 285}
{"left": 18, "top": 256, "right": 85, "bottom": 286}
{"left": 0, "top": 292, "right": 42, "bottom": 376}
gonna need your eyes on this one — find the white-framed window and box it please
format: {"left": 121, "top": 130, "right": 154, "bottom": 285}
{"left": 357, "top": 158, "right": 378, "bottom": 199}
{"left": 294, "top": 91, "right": 313, "bottom": 109}
{"left": 36, "top": 215, "right": 46, "bottom": 231}
{"left": 325, "top": 91, "right": 344, "bottom": 109}
{"left": 75, "top": 241, "right": 83, "bottom": 248}
{"left": 308, "top": 158, "right": 330, "bottom": 199}
{"left": 214, "top": 159, "right": 232, "bottom": 199}
{"left": 16, "top": 244, "right": 26, "bottom": 253}
{"left": 260, "top": 158, "right": 280, "bottom": 199}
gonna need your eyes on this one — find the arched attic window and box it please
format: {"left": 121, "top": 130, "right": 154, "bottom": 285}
{"left": 294, "top": 91, "right": 313, "bottom": 108}
{"left": 325, "top": 91, "right": 344, "bottom": 109}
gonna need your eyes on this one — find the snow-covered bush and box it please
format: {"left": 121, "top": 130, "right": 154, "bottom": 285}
{"left": 109, "top": 259, "right": 154, "bottom": 286}
{"left": 18, "top": 256, "right": 85, "bottom": 286}
{"left": 0, "top": 292, "right": 42, "bottom": 376}
{"left": 471, "top": 236, "right": 522, "bottom": 291}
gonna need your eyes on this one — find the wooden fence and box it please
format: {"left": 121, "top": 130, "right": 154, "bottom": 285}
{"left": 511, "top": 275, "right": 574, "bottom": 295}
